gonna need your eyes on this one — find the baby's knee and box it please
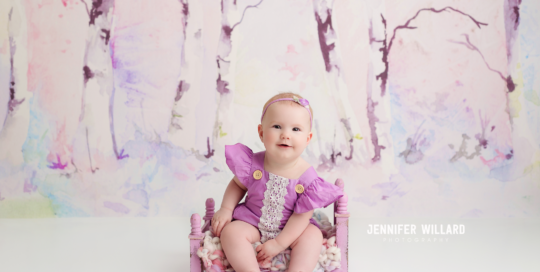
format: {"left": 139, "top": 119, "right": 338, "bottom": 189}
{"left": 220, "top": 222, "right": 237, "bottom": 240}
{"left": 221, "top": 221, "right": 258, "bottom": 243}
{"left": 305, "top": 224, "right": 323, "bottom": 242}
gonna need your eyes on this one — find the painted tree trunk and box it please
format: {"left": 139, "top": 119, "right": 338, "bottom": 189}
{"left": 168, "top": 0, "right": 214, "bottom": 156}
{"left": 71, "top": 0, "right": 117, "bottom": 173}
{"left": 0, "top": 0, "right": 31, "bottom": 165}
{"left": 312, "top": 0, "right": 364, "bottom": 164}
{"left": 364, "top": 0, "right": 391, "bottom": 163}
{"left": 212, "top": 0, "right": 263, "bottom": 156}
{"left": 503, "top": 0, "right": 521, "bottom": 124}
{"left": 169, "top": 0, "right": 190, "bottom": 133}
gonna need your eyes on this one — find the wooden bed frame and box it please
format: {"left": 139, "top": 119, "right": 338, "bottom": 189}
{"left": 188, "top": 178, "right": 349, "bottom": 272}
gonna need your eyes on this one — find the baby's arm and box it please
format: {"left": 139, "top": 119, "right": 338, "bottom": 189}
{"left": 212, "top": 176, "right": 247, "bottom": 236}
{"left": 275, "top": 210, "right": 314, "bottom": 248}
{"left": 256, "top": 210, "right": 313, "bottom": 261}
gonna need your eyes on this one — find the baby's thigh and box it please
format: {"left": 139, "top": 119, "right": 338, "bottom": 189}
{"left": 290, "top": 223, "right": 323, "bottom": 249}
{"left": 221, "top": 220, "right": 261, "bottom": 244}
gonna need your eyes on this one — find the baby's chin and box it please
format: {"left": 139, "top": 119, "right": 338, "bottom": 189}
{"left": 270, "top": 147, "right": 305, "bottom": 157}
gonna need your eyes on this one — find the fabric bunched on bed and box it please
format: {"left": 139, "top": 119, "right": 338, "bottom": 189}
{"left": 197, "top": 210, "right": 342, "bottom": 272}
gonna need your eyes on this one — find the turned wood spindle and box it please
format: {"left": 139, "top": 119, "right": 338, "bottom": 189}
{"left": 334, "top": 178, "right": 349, "bottom": 215}
{"left": 204, "top": 198, "right": 215, "bottom": 221}
{"left": 190, "top": 213, "right": 202, "bottom": 236}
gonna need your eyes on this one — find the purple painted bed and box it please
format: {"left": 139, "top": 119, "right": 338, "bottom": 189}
{"left": 188, "top": 178, "right": 349, "bottom": 272}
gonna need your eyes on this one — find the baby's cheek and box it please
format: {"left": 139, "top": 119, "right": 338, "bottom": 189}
{"left": 264, "top": 131, "right": 278, "bottom": 142}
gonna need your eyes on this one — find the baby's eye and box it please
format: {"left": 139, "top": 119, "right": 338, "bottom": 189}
{"left": 273, "top": 125, "right": 281, "bottom": 129}
{"left": 293, "top": 127, "right": 300, "bottom": 132}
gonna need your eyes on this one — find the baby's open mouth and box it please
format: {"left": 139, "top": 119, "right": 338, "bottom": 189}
{"left": 278, "top": 144, "right": 290, "bottom": 147}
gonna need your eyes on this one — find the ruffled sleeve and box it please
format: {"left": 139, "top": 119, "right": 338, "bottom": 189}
{"left": 225, "top": 143, "right": 254, "bottom": 188}
{"left": 294, "top": 177, "right": 344, "bottom": 214}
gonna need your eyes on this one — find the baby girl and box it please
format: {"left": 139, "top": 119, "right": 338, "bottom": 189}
{"left": 211, "top": 92, "right": 344, "bottom": 272}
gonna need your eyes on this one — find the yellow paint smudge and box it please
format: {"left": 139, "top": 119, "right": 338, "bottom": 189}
{"left": 523, "top": 161, "right": 540, "bottom": 175}
{"left": 509, "top": 64, "right": 525, "bottom": 118}
{"left": 219, "top": 126, "right": 227, "bottom": 138}
{"left": 0, "top": 197, "right": 55, "bottom": 218}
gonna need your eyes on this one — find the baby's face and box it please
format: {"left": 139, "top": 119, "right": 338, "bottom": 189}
{"left": 258, "top": 102, "right": 312, "bottom": 163}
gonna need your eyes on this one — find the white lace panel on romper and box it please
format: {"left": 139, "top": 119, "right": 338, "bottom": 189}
{"left": 258, "top": 172, "right": 290, "bottom": 244}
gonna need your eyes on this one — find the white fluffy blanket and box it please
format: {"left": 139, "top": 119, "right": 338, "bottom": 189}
{"left": 197, "top": 210, "right": 341, "bottom": 272}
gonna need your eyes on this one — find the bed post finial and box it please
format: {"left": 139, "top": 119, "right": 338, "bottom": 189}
{"left": 335, "top": 178, "right": 349, "bottom": 215}
{"left": 337, "top": 193, "right": 349, "bottom": 214}
{"left": 190, "top": 214, "right": 202, "bottom": 235}
{"left": 204, "top": 198, "right": 215, "bottom": 221}
{"left": 335, "top": 178, "right": 344, "bottom": 189}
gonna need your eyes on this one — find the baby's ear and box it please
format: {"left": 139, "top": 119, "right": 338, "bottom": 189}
{"left": 258, "top": 124, "right": 263, "bottom": 139}
{"left": 307, "top": 131, "right": 313, "bottom": 143}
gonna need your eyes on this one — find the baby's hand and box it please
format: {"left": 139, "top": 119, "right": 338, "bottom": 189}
{"left": 255, "top": 239, "right": 286, "bottom": 263}
{"left": 211, "top": 207, "right": 233, "bottom": 237}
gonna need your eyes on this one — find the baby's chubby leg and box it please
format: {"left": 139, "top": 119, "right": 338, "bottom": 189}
{"left": 220, "top": 220, "right": 262, "bottom": 272}
{"left": 288, "top": 223, "right": 324, "bottom": 272}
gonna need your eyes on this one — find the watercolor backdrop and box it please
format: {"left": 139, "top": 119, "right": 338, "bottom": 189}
{"left": 0, "top": 0, "right": 538, "bottom": 218}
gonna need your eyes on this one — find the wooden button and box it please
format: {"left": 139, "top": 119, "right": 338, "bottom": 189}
{"left": 253, "top": 170, "right": 263, "bottom": 180}
{"left": 295, "top": 184, "right": 304, "bottom": 194}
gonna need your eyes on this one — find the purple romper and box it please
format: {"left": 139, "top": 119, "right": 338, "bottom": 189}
{"left": 225, "top": 143, "right": 344, "bottom": 243}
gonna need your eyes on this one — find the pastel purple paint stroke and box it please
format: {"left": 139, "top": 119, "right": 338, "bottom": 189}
{"left": 372, "top": 182, "right": 406, "bottom": 198}
{"left": 340, "top": 118, "right": 354, "bottom": 160}
{"left": 3, "top": 6, "right": 25, "bottom": 128}
{"left": 123, "top": 189, "right": 149, "bottom": 209}
{"left": 83, "top": 66, "right": 94, "bottom": 86}
{"left": 109, "top": 85, "right": 120, "bottom": 159}
{"left": 229, "top": 0, "right": 264, "bottom": 32}
{"left": 118, "top": 149, "right": 129, "bottom": 160}
{"left": 506, "top": 149, "right": 514, "bottom": 160}
{"left": 375, "top": 14, "right": 389, "bottom": 97}
{"left": 384, "top": 7, "right": 488, "bottom": 97}
{"left": 104, "top": 201, "right": 130, "bottom": 214}
{"left": 197, "top": 173, "right": 210, "bottom": 180}
{"left": 175, "top": 80, "right": 190, "bottom": 102}
{"left": 367, "top": 22, "right": 385, "bottom": 163}
{"left": 476, "top": 110, "right": 489, "bottom": 149}
{"left": 504, "top": 0, "right": 522, "bottom": 59}
{"left": 8, "top": 98, "right": 25, "bottom": 112}
{"left": 205, "top": 137, "right": 214, "bottom": 158}
{"left": 367, "top": 97, "right": 385, "bottom": 162}
{"left": 80, "top": 0, "right": 115, "bottom": 26}
{"left": 23, "top": 179, "right": 37, "bottom": 193}
{"left": 216, "top": 74, "right": 230, "bottom": 94}
{"left": 399, "top": 137, "right": 424, "bottom": 164}
{"left": 314, "top": 8, "right": 335, "bottom": 73}
{"left": 399, "top": 121, "right": 426, "bottom": 164}
{"left": 48, "top": 154, "right": 67, "bottom": 170}
{"left": 450, "top": 134, "right": 482, "bottom": 162}
{"left": 448, "top": 34, "right": 511, "bottom": 90}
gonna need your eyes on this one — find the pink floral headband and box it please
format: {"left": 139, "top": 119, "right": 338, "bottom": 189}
{"left": 261, "top": 96, "right": 312, "bottom": 128}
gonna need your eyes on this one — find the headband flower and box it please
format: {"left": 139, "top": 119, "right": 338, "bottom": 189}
{"left": 292, "top": 96, "right": 310, "bottom": 108}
